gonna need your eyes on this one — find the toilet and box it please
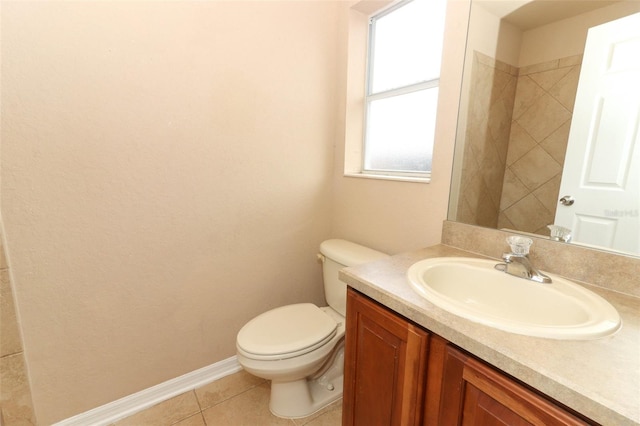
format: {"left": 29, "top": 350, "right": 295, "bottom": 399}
{"left": 236, "top": 239, "right": 388, "bottom": 419}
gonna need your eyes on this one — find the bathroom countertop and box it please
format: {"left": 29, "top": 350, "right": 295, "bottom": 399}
{"left": 339, "top": 244, "right": 640, "bottom": 426}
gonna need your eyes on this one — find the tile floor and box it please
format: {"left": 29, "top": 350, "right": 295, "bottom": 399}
{"left": 111, "top": 370, "right": 342, "bottom": 426}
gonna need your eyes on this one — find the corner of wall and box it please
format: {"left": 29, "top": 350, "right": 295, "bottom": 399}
{"left": 0, "top": 227, "right": 37, "bottom": 425}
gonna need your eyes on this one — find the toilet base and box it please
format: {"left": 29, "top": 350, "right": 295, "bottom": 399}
{"left": 269, "top": 373, "right": 343, "bottom": 419}
{"left": 269, "top": 344, "right": 344, "bottom": 419}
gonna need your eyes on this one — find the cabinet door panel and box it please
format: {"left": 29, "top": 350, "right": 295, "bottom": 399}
{"left": 440, "top": 345, "right": 591, "bottom": 426}
{"left": 437, "top": 345, "right": 468, "bottom": 425}
{"left": 463, "top": 384, "right": 533, "bottom": 426}
{"left": 351, "top": 315, "right": 403, "bottom": 425}
{"left": 423, "top": 335, "right": 449, "bottom": 426}
{"left": 462, "top": 357, "right": 590, "bottom": 426}
{"left": 343, "top": 289, "right": 429, "bottom": 426}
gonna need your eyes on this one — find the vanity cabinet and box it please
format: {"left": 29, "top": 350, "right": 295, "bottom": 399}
{"left": 343, "top": 288, "right": 594, "bottom": 426}
{"left": 342, "top": 286, "right": 429, "bottom": 425}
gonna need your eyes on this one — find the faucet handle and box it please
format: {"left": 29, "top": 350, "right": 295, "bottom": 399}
{"left": 506, "top": 236, "right": 533, "bottom": 255}
{"left": 547, "top": 225, "right": 572, "bottom": 242}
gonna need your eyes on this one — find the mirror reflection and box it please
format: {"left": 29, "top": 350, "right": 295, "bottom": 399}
{"left": 449, "top": 0, "right": 640, "bottom": 257}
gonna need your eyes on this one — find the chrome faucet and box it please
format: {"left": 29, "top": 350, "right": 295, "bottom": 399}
{"left": 497, "top": 236, "right": 552, "bottom": 284}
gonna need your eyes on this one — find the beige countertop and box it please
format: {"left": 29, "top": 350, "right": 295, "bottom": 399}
{"left": 340, "top": 244, "right": 640, "bottom": 426}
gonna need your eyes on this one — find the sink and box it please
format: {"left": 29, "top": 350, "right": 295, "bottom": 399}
{"left": 407, "top": 257, "right": 621, "bottom": 339}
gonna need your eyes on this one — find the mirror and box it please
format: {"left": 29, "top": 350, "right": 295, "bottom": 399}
{"left": 449, "top": 0, "right": 640, "bottom": 257}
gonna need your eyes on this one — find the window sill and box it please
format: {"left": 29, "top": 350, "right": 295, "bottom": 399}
{"left": 343, "top": 172, "right": 431, "bottom": 184}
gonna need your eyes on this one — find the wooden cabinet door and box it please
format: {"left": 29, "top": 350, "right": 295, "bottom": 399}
{"left": 440, "top": 346, "right": 592, "bottom": 426}
{"left": 343, "top": 289, "right": 429, "bottom": 426}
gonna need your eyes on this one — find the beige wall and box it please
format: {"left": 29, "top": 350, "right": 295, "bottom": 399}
{"left": 331, "top": 0, "right": 470, "bottom": 255}
{"left": 1, "top": 2, "right": 339, "bottom": 423}
{"left": 466, "top": 2, "right": 522, "bottom": 65}
{"left": 518, "top": 1, "right": 640, "bottom": 67}
{"left": 0, "top": 0, "right": 470, "bottom": 423}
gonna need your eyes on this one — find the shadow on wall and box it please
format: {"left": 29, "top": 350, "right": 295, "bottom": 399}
{"left": 0, "top": 236, "right": 37, "bottom": 425}
{"left": 455, "top": 51, "right": 518, "bottom": 229}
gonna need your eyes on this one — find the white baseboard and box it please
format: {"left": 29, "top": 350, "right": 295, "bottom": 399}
{"left": 53, "top": 356, "right": 241, "bottom": 426}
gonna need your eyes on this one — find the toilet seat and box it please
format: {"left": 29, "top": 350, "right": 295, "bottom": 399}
{"left": 237, "top": 303, "right": 337, "bottom": 360}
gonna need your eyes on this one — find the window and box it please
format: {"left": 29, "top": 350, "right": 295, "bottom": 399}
{"left": 362, "top": 0, "right": 447, "bottom": 179}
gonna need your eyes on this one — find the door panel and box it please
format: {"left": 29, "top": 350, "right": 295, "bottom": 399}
{"left": 556, "top": 13, "right": 640, "bottom": 253}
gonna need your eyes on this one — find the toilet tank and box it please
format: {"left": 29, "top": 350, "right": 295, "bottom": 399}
{"left": 319, "top": 239, "right": 389, "bottom": 317}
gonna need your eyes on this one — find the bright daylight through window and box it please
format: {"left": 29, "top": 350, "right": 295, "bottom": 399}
{"left": 364, "top": 0, "right": 446, "bottom": 178}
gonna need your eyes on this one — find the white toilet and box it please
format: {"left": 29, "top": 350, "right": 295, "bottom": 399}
{"left": 236, "top": 239, "right": 388, "bottom": 419}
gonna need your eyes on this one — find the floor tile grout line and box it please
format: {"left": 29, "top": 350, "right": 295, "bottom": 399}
{"left": 199, "top": 385, "right": 258, "bottom": 416}
{"left": 191, "top": 388, "right": 210, "bottom": 426}
{"left": 195, "top": 380, "right": 267, "bottom": 413}
{"left": 198, "top": 382, "right": 272, "bottom": 426}
{"left": 192, "top": 388, "right": 204, "bottom": 412}
{"left": 169, "top": 410, "right": 205, "bottom": 426}
{"left": 166, "top": 390, "right": 202, "bottom": 426}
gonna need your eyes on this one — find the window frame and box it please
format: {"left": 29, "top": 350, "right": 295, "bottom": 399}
{"left": 357, "top": 0, "right": 444, "bottom": 182}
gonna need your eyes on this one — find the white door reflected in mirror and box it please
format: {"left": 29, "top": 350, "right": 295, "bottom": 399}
{"left": 556, "top": 12, "right": 640, "bottom": 254}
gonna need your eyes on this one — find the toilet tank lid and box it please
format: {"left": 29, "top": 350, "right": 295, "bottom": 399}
{"left": 320, "top": 239, "right": 388, "bottom": 267}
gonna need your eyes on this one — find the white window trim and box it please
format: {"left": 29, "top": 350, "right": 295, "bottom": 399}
{"left": 366, "top": 79, "right": 439, "bottom": 103}
{"left": 342, "top": 0, "right": 433, "bottom": 184}
{"left": 344, "top": 170, "right": 431, "bottom": 183}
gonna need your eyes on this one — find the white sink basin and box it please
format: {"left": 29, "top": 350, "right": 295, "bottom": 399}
{"left": 407, "top": 257, "right": 621, "bottom": 339}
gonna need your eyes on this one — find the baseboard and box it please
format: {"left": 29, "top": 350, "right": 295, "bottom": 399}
{"left": 53, "top": 356, "right": 241, "bottom": 426}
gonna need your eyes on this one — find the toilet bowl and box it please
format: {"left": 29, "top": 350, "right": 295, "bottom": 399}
{"left": 236, "top": 239, "right": 388, "bottom": 419}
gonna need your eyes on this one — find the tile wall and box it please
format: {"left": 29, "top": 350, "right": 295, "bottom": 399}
{"left": 456, "top": 52, "right": 518, "bottom": 228}
{"left": 498, "top": 55, "right": 582, "bottom": 235}
{"left": 458, "top": 52, "right": 583, "bottom": 235}
{"left": 0, "top": 237, "right": 37, "bottom": 425}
